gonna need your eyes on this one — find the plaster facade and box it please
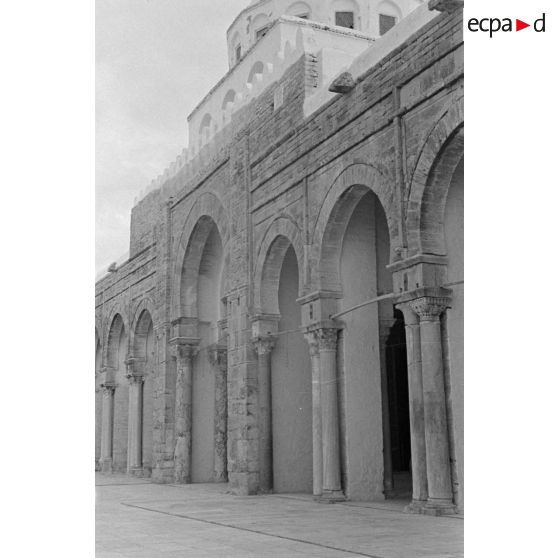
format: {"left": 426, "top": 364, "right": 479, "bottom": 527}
{"left": 95, "top": 0, "right": 464, "bottom": 516}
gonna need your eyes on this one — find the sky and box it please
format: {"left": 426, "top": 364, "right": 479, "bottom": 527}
{"left": 96, "top": 0, "right": 250, "bottom": 274}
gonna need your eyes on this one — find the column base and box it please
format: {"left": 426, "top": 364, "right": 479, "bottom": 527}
{"left": 421, "top": 499, "right": 457, "bottom": 516}
{"left": 151, "top": 463, "right": 175, "bottom": 484}
{"left": 315, "top": 490, "right": 346, "bottom": 504}
{"left": 128, "top": 467, "right": 144, "bottom": 477}
{"left": 404, "top": 499, "right": 428, "bottom": 514}
{"left": 213, "top": 471, "right": 228, "bottom": 483}
{"left": 100, "top": 458, "right": 113, "bottom": 473}
{"left": 228, "top": 472, "right": 259, "bottom": 495}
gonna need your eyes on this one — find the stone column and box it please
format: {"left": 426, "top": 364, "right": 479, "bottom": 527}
{"left": 315, "top": 323, "right": 344, "bottom": 502}
{"left": 252, "top": 335, "right": 276, "bottom": 493}
{"left": 126, "top": 358, "right": 145, "bottom": 474}
{"left": 171, "top": 340, "right": 199, "bottom": 484}
{"left": 304, "top": 331, "right": 323, "bottom": 499}
{"left": 396, "top": 303, "right": 428, "bottom": 512}
{"left": 100, "top": 382, "right": 116, "bottom": 473}
{"left": 410, "top": 295, "right": 456, "bottom": 515}
{"left": 209, "top": 344, "right": 228, "bottom": 483}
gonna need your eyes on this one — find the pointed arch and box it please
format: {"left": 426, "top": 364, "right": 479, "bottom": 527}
{"left": 254, "top": 216, "right": 305, "bottom": 315}
{"left": 172, "top": 192, "right": 229, "bottom": 320}
{"left": 312, "top": 163, "right": 395, "bottom": 292}
{"left": 406, "top": 104, "right": 464, "bottom": 256}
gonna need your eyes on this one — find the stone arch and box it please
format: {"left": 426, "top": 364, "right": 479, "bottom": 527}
{"left": 222, "top": 89, "right": 237, "bottom": 110}
{"left": 106, "top": 311, "right": 130, "bottom": 472}
{"left": 254, "top": 216, "right": 305, "bottom": 315}
{"left": 106, "top": 312, "right": 127, "bottom": 370}
{"left": 407, "top": 105, "right": 464, "bottom": 256}
{"left": 130, "top": 297, "right": 157, "bottom": 354}
{"left": 131, "top": 303, "right": 156, "bottom": 473}
{"left": 199, "top": 113, "right": 213, "bottom": 147}
{"left": 102, "top": 301, "right": 129, "bottom": 365}
{"left": 377, "top": 0, "right": 403, "bottom": 19}
{"left": 287, "top": 1, "right": 312, "bottom": 18}
{"left": 231, "top": 31, "right": 241, "bottom": 63}
{"left": 248, "top": 61, "right": 265, "bottom": 85}
{"left": 312, "top": 163, "right": 395, "bottom": 292}
{"left": 172, "top": 192, "right": 229, "bottom": 320}
{"left": 252, "top": 13, "right": 270, "bottom": 39}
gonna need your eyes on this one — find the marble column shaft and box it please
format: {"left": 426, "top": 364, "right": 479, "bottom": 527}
{"left": 253, "top": 336, "right": 275, "bottom": 493}
{"left": 316, "top": 326, "right": 344, "bottom": 499}
{"left": 410, "top": 296, "right": 454, "bottom": 508}
{"left": 100, "top": 383, "right": 116, "bottom": 471}
{"left": 126, "top": 367, "right": 145, "bottom": 471}
{"left": 173, "top": 343, "right": 198, "bottom": 484}
{"left": 397, "top": 303, "right": 428, "bottom": 508}
{"left": 210, "top": 345, "right": 228, "bottom": 483}
{"left": 305, "top": 332, "right": 323, "bottom": 498}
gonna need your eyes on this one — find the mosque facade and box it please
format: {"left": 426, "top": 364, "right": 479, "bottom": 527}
{"left": 95, "top": 0, "right": 464, "bottom": 516}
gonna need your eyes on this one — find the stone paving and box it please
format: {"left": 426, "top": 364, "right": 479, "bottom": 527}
{"left": 96, "top": 473, "right": 463, "bottom": 558}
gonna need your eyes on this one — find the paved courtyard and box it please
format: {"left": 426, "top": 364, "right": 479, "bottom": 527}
{"left": 96, "top": 473, "right": 463, "bottom": 558}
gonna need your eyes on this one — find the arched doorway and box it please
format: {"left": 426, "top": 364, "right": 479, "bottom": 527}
{"left": 95, "top": 330, "right": 102, "bottom": 469}
{"left": 177, "top": 213, "right": 227, "bottom": 484}
{"left": 320, "top": 185, "right": 402, "bottom": 501}
{"left": 271, "top": 244, "right": 312, "bottom": 493}
{"left": 107, "top": 314, "right": 128, "bottom": 472}
{"left": 133, "top": 309, "right": 155, "bottom": 474}
{"left": 443, "top": 155, "right": 464, "bottom": 508}
{"left": 192, "top": 222, "right": 224, "bottom": 482}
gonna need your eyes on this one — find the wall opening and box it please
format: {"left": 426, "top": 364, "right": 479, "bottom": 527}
{"left": 377, "top": 1, "right": 402, "bottom": 36}
{"left": 133, "top": 309, "right": 155, "bottom": 474}
{"left": 108, "top": 314, "right": 128, "bottom": 472}
{"left": 271, "top": 244, "right": 312, "bottom": 493}
{"left": 192, "top": 222, "right": 224, "bottom": 483}
{"left": 335, "top": 11, "right": 355, "bottom": 29}
{"left": 443, "top": 155, "right": 464, "bottom": 509}
{"left": 287, "top": 2, "right": 312, "bottom": 19}
{"left": 95, "top": 331, "right": 102, "bottom": 468}
{"left": 379, "top": 14, "right": 397, "bottom": 35}
{"left": 384, "top": 309, "right": 411, "bottom": 498}
{"left": 248, "top": 61, "right": 265, "bottom": 85}
{"left": 335, "top": 188, "right": 392, "bottom": 501}
{"left": 332, "top": 0, "right": 359, "bottom": 29}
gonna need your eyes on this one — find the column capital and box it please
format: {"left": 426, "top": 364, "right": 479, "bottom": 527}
{"left": 100, "top": 382, "right": 116, "bottom": 395}
{"left": 169, "top": 338, "right": 200, "bottom": 362}
{"left": 306, "top": 321, "right": 341, "bottom": 352}
{"left": 410, "top": 296, "right": 451, "bottom": 322}
{"left": 208, "top": 344, "right": 228, "bottom": 371}
{"left": 395, "top": 302, "right": 420, "bottom": 326}
{"left": 252, "top": 335, "right": 276, "bottom": 356}
{"left": 126, "top": 373, "right": 145, "bottom": 385}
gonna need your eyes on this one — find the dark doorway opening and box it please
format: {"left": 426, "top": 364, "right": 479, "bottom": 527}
{"left": 385, "top": 308, "right": 412, "bottom": 498}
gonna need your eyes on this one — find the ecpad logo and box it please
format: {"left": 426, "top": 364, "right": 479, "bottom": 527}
{"left": 468, "top": 13, "right": 546, "bottom": 38}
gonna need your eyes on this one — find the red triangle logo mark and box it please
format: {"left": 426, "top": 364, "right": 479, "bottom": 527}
{"left": 516, "top": 19, "right": 530, "bottom": 31}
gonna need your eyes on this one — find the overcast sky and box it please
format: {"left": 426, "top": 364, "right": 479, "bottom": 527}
{"left": 96, "top": 0, "right": 250, "bottom": 274}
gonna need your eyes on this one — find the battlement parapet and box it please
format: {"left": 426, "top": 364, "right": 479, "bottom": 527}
{"left": 133, "top": 16, "right": 373, "bottom": 208}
